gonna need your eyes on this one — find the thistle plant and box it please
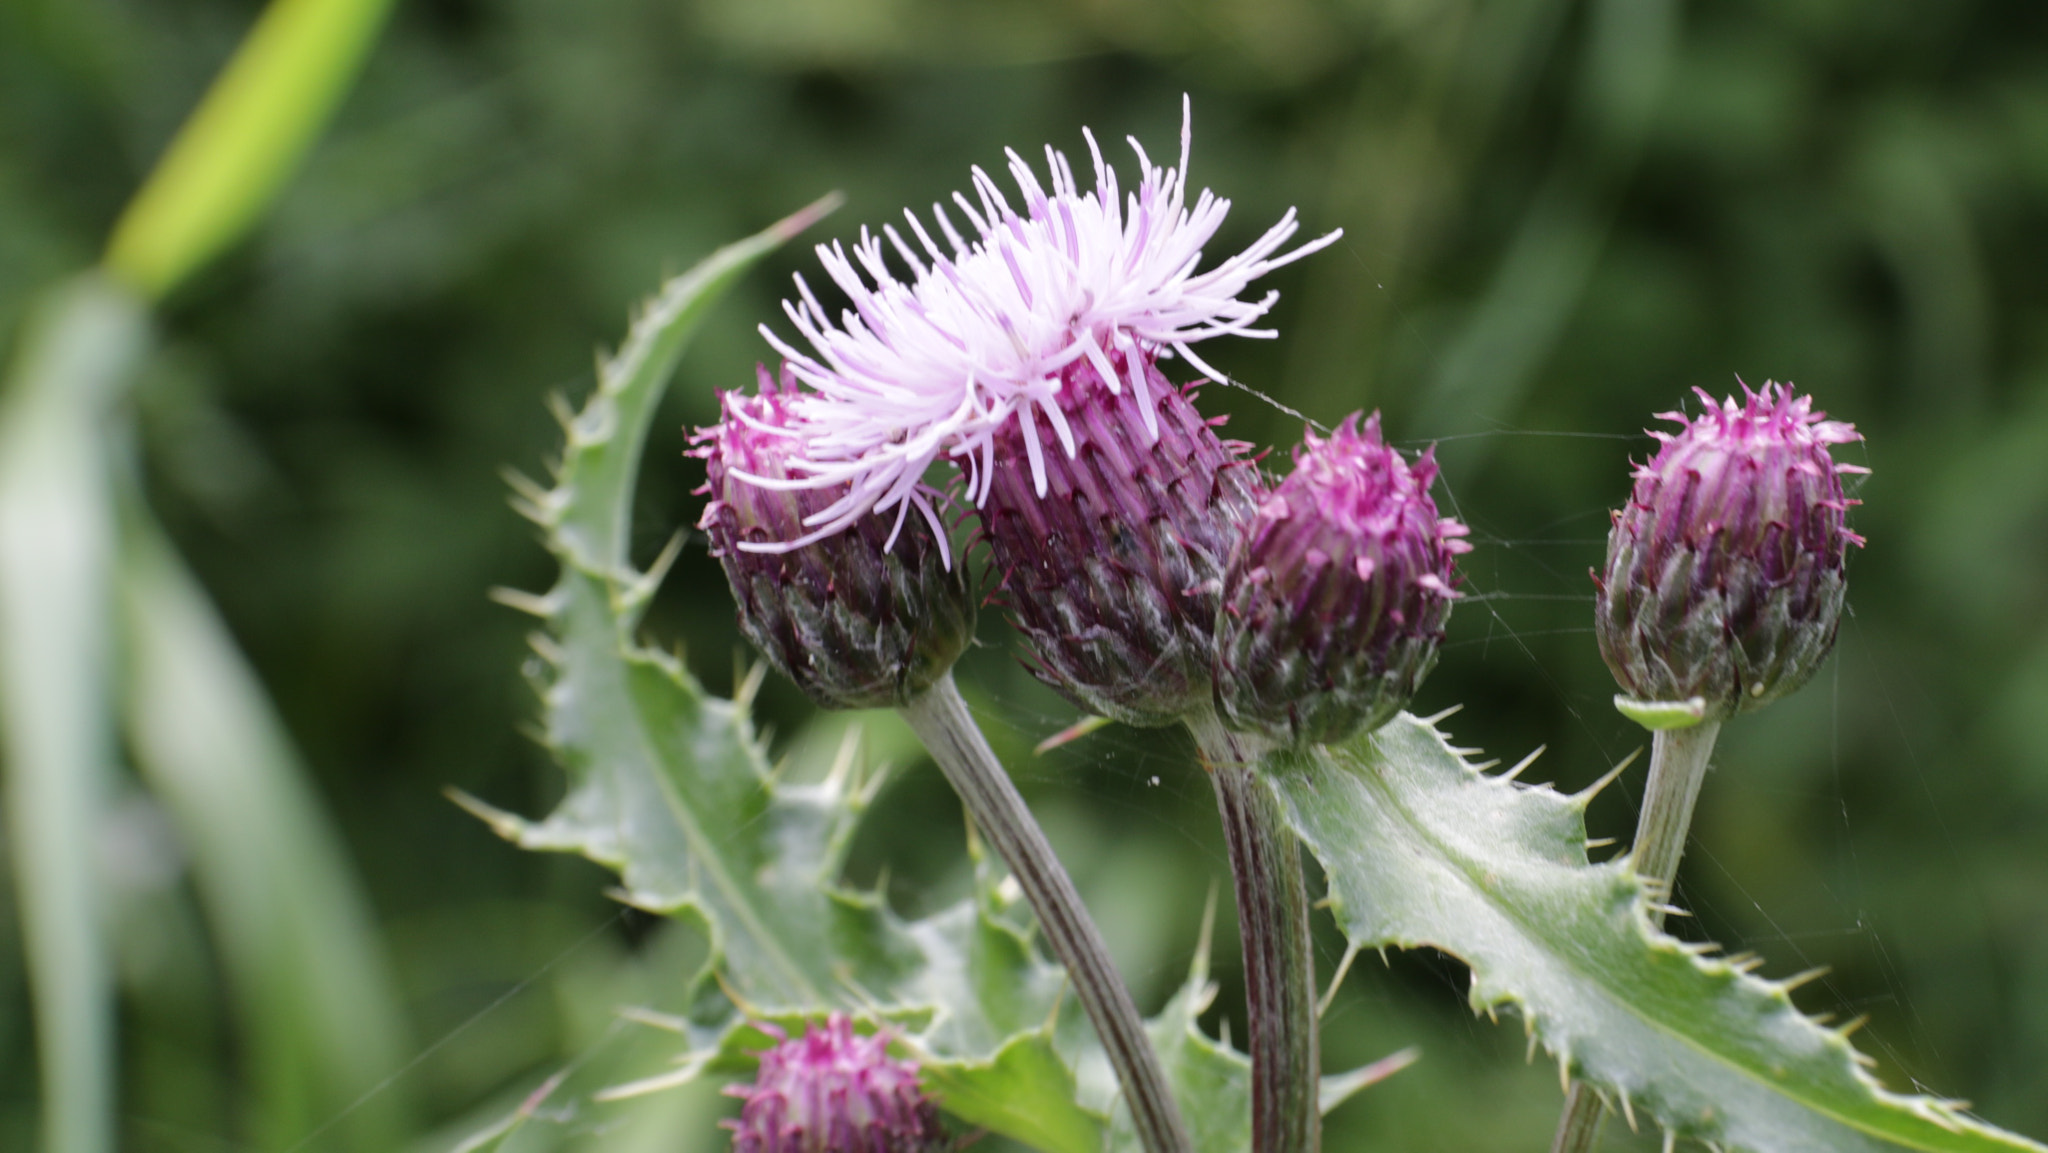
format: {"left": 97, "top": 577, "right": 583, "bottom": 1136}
{"left": 479, "top": 113, "right": 2048, "bottom": 1153}
{"left": 1553, "top": 381, "right": 1867, "bottom": 1153}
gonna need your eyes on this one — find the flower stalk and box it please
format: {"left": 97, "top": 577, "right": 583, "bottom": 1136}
{"left": 901, "top": 673, "right": 1192, "bottom": 1153}
{"left": 1188, "top": 709, "right": 1318, "bottom": 1153}
{"left": 1550, "top": 717, "right": 1722, "bottom": 1153}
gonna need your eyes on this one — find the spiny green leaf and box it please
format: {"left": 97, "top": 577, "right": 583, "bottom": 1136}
{"left": 1274, "top": 712, "right": 2047, "bottom": 1153}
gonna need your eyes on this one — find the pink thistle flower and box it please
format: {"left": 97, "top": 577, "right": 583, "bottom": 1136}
{"left": 695, "top": 366, "right": 973, "bottom": 710}
{"left": 722, "top": 1014, "right": 945, "bottom": 1153}
{"left": 1215, "top": 413, "right": 1471, "bottom": 745}
{"left": 744, "top": 97, "right": 1341, "bottom": 553}
{"left": 1594, "top": 381, "right": 1867, "bottom": 717}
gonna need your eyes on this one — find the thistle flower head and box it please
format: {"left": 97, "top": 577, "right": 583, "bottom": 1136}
{"left": 979, "top": 348, "right": 1261, "bottom": 726}
{"left": 695, "top": 366, "right": 973, "bottom": 710}
{"left": 722, "top": 1014, "right": 945, "bottom": 1153}
{"left": 1595, "top": 381, "right": 1867, "bottom": 719}
{"left": 1216, "top": 414, "right": 1470, "bottom": 745}
{"left": 746, "top": 98, "right": 1341, "bottom": 551}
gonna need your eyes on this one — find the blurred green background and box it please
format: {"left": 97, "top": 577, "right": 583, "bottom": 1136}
{"left": 3, "top": 0, "right": 2047, "bottom": 1149}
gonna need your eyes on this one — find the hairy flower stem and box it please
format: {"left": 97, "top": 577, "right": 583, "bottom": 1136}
{"left": 901, "top": 674, "right": 1192, "bottom": 1153}
{"left": 1188, "top": 710, "right": 1319, "bottom": 1153}
{"left": 1550, "top": 719, "right": 1723, "bottom": 1153}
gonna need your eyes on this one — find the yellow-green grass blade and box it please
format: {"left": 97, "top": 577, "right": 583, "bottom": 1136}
{"left": 103, "top": 0, "right": 395, "bottom": 299}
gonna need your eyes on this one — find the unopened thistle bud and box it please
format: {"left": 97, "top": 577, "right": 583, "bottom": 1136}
{"left": 722, "top": 1014, "right": 946, "bottom": 1153}
{"left": 979, "top": 350, "right": 1260, "bottom": 726}
{"left": 1215, "top": 414, "right": 1469, "bottom": 745}
{"left": 696, "top": 366, "right": 973, "bottom": 710}
{"left": 1594, "top": 382, "right": 1866, "bottom": 720}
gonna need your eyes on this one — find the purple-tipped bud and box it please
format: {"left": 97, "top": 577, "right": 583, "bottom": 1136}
{"left": 977, "top": 350, "right": 1261, "bottom": 727}
{"left": 696, "top": 366, "right": 974, "bottom": 710}
{"left": 722, "top": 1015, "right": 946, "bottom": 1153}
{"left": 1594, "top": 382, "right": 1867, "bottom": 719}
{"left": 1215, "top": 414, "right": 1469, "bottom": 745}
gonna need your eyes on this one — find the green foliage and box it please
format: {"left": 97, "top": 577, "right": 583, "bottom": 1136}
{"left": 1275, "top": 713, "right": 2048, "bottom": 1153}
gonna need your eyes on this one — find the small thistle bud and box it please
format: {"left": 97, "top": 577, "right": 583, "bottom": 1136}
{"left": 977, "top": 351, "right": 1261, "bottom": 727}
{"left": 696, "top": 366, "right": 973, "bottom": 710}
{"left": 722, "top": 1014, "right": 946, "bottom": 1153}
{"left": 1594, "top": 382, "right": 1867, "bottom": 720}
{"left": 1215, "top": 414, "right": 1469, "bottom": 745}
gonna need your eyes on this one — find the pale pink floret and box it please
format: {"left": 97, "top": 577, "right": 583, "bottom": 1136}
{"left": 741, "top": 97, "right": 1342, "bottom": 553}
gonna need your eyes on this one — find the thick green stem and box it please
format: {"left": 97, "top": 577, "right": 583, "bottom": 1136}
{"left": 1549, "top": 718, "right": 1722, "bottom": 1153}
{"left": 901, "top": 674, "right": 1191, "bottom": 1153}
{"left": 1189, "top": 711, "right": 1319, "bottom": 1153}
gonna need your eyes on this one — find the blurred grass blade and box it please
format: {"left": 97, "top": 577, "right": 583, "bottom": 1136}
{"left": 103, "top": 0, "right": 395, "bottom": 300}
{"left": 117, "top": 504, "right": 410, "bottom": 1151}
{"left": 0, "top": 274, "right": 148, "bottom": 1153}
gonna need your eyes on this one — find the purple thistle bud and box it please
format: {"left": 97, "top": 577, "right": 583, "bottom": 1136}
{"left": 722, "top": 1015, "right": 946, "bottom": 1153}
{"left": 978, "top": 350, "right": 1261, "bottom": 726}
{"left": 1215, "top": 413, "right": 1470, "bottom": 745}
{"left": 696, "top": 366, "right": 974, "bottom": 710}
{"left": 1594, "top": 382, "right": 1867, "bottom": 719}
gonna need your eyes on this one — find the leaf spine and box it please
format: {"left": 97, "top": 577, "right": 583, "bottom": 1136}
{"left": 489, "top": 586, "right": 558, "bottom": 618}
{"left": 622, "top": 531, "right": 687, "bottom": 609}
{"left": 1779, "top": 965, "right": 1831, "bottom": 993}
{"left": 733, "top": 660, "right": 770, "bottom": 712}
{"left": 1574, "top": 746, "right": 1642, "bottom": 806}
{"left": 1500, "top": 744, "right": 1546, "bottom": 781}
{"left": 1318, "top": 945, "right": 1361, "bottom": 1019}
